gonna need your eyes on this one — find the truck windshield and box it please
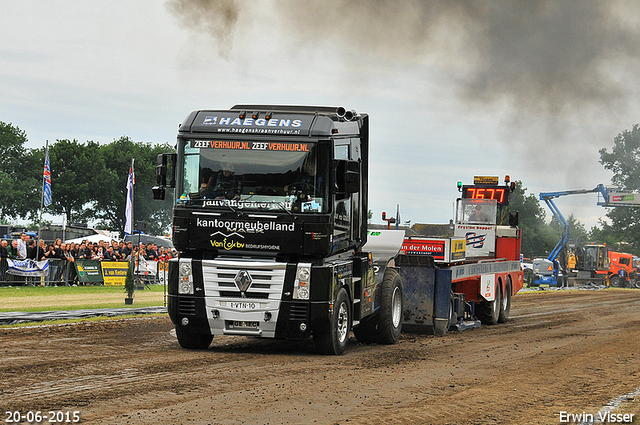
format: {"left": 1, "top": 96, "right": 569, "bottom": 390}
{"left": 179, "top": 139, "right": 329, "bottom": 213}
{"left": 456, "top": 198, "right": 497, "bottom": 225}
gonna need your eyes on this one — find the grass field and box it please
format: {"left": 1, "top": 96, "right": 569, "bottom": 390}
{"left": 0, "top": 284, "right": 166, "bottom": 312}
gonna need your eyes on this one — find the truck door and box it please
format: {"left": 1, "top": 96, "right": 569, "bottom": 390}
{"left": 333, "top": 140, "right": 363, "bottom": 251}
{"left": 333, "top": 144, "right": 352, "bottom": 250}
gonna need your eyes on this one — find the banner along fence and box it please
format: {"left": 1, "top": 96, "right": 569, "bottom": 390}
{"left": 0, "top": 258, "right": 169, "bottom": 287}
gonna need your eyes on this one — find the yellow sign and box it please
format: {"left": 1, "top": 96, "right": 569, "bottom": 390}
{"left": 101, "top": 261, "right": 130, "bottom": 285}
{"left": 474, "top": 176, "right": 499, "bottom": 185}
{"left": 451, "top": 238, "right": 466, "bottom": 261}
{"left": 158, "top": 261, "right": 168, "bottom": 272}
{"left": 452, "top": 238, "right": 466, "bottom": 253}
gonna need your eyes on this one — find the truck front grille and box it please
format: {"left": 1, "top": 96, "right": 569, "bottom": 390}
{"left": 202, "top": 259, "right": 287, "bottom": 301}
{"left": 219, "top": 291, "right": 270, "bottom": 299}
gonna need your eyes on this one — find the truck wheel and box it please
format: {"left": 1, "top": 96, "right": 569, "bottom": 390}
{"left": 610, "top": 276, "right": 622, "bottom": 288}
{"left": 314, "top": 287, "right": 351, "bottom": 355}
{"left": 175, "top": 326, "right": 213, "bottom": 349}
{"left": 498, "top": 281, "right": 512, "bottom": 323}
{"left": 353, "top": 317, "right": 378, "bottom": 344}
{"left": 376, "top": 268, "right": 403, "bottom": 344}
{"left": 477, "top": 281, "right": 502, "bottom": 325}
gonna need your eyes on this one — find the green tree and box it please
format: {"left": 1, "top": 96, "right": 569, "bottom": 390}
{"left": 44, "top": 139, "right": 105, "bottom": 224}
{"left": 0, "top": 122, "right": 41, "bottom": 220}
{"left": 548, "top": 214, "right": 589, "bottom": 243}
{"left": 0, "top": 123, "right": 175, "bottom": 235}
{"left": 589, "top": 218, "right": 623, "bottom": 247}
{"left": 598, "top": 124, "right": 640, "bottom": 253}
{"left": 89, "top": 137, "right": 174, "bottom": 235}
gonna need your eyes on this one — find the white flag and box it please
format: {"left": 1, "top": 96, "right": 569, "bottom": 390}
{"left": 124, "top": 160, "right": 135, "bottom": 234}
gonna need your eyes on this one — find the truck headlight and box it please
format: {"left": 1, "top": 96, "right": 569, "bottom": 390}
{"left": 293, "top": 263, "right": 311, "bottom": 300}
{"left": 178, "top": 259, "right": 194, "bottom": 295}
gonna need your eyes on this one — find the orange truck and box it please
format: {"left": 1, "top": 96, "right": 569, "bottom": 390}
{"left": 607, "top": 250, "right": 636, "bottom": 287}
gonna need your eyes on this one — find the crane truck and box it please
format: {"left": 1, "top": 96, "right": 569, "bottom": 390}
{"left": 152, "top": 105, "right": 523, "bottom": 355}
{"left": 531, "top": 186, "right": 611, "bottom": 287}
{"left": 533, "top": 186, "right": 640, "bottom": 287}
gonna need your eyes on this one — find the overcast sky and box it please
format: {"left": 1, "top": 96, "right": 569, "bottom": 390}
{"left": 2, "top": 0, "right": 640, "bottom": 229}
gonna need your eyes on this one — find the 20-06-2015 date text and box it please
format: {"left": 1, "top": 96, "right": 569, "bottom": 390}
{"left": 5, "top": 411, "right": 80, "bottom": 423}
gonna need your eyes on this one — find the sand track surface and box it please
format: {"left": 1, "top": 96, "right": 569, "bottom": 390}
{"left": 2, "top": 289, "right": 640, "bottom": 424}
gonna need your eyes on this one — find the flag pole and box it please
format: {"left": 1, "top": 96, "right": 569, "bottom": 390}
{"left": 125, "top": 158, "right": 135, "bottom": 236}
{"left": 125, "top": 158, "right": 137, "bottom": 285}
{"left": 37, "top": 141, "right": 51, "bottom": 261}
{"left": 33, "top": 140, "right": 52, "bottom": 282}
{"left": 38, "top": 141, "right": 47, "bottom": 230}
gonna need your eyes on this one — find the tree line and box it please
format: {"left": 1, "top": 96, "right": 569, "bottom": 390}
{"left": 0, "top": 122, "right": 173, "bottom": 235}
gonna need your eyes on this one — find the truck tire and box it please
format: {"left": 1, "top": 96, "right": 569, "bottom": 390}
{"left": 477, "top": 281, "right": 502, "bottom": 325}
{"left": 610, "top": 276, "right": 622, "bottom": 288}
{"left": 314, "top": 287, "right": 351, "bottom": 355}
{"left": 353, "top": 317, "right": 378, "bottom": 344}
{"left": 376, "top": 268, "right": 404, "bottom": 344}
{"left": 175, "top": 326, "right": 213, "bottom": 349}
{"left": 498, "top": 280, "right": 512, "bottom": 323}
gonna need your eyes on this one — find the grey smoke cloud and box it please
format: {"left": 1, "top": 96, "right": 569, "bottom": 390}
{"left": 166, "top": 0, "right": 640, "bottom": 114}
{"left": 166, "top": 0, "right": 240, "bottom": 58}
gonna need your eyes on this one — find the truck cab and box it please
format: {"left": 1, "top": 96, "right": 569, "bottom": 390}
{"left": 158, "top": 106, "right": 367, "bottom": 259}
{"left": 608, "top": 250, "right": 635, "bottom": 287}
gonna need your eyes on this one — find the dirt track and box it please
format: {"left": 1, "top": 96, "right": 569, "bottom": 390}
{"left": 2, "top": 289, "right": 640, "bottom": 425}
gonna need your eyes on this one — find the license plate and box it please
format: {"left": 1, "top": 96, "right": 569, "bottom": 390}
{"left": 225, "top": 301, "right": 265, "bottom": 310}
{"left": 228, "top": 320, "right": 259, "bottom": 330}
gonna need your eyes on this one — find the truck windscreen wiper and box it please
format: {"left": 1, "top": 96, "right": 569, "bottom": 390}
{"left": 277, "top": 202, "right": 294, "bottom": 216}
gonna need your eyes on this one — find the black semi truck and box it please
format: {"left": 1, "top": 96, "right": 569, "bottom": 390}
{"left": 153, "top": 105, "right": 405, "bottom": 355}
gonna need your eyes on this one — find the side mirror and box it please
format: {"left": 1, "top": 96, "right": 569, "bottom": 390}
{"left": 155, "top": 153, "right": 177, "bottom": 188}
{"left": 344, "top": 161, "right": 360, "bottom": 193}
{"left": 156, "top": 154, "right": 167, "bottom": 187}
{"left": 335, "top": 160, "right": 360, "bottom": 194}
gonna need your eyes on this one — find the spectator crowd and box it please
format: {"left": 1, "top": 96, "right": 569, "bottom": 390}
{"left": 0, "top": 232, "right": 178, "bottom": 285}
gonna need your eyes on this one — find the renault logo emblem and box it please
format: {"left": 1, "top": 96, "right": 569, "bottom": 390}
{"left": 234, "top": 270, "right": 253, "bottom": 293}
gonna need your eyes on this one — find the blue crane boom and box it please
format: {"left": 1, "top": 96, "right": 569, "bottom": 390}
{"left": 538, "top": 184, "right": 609, "bottom": 262}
